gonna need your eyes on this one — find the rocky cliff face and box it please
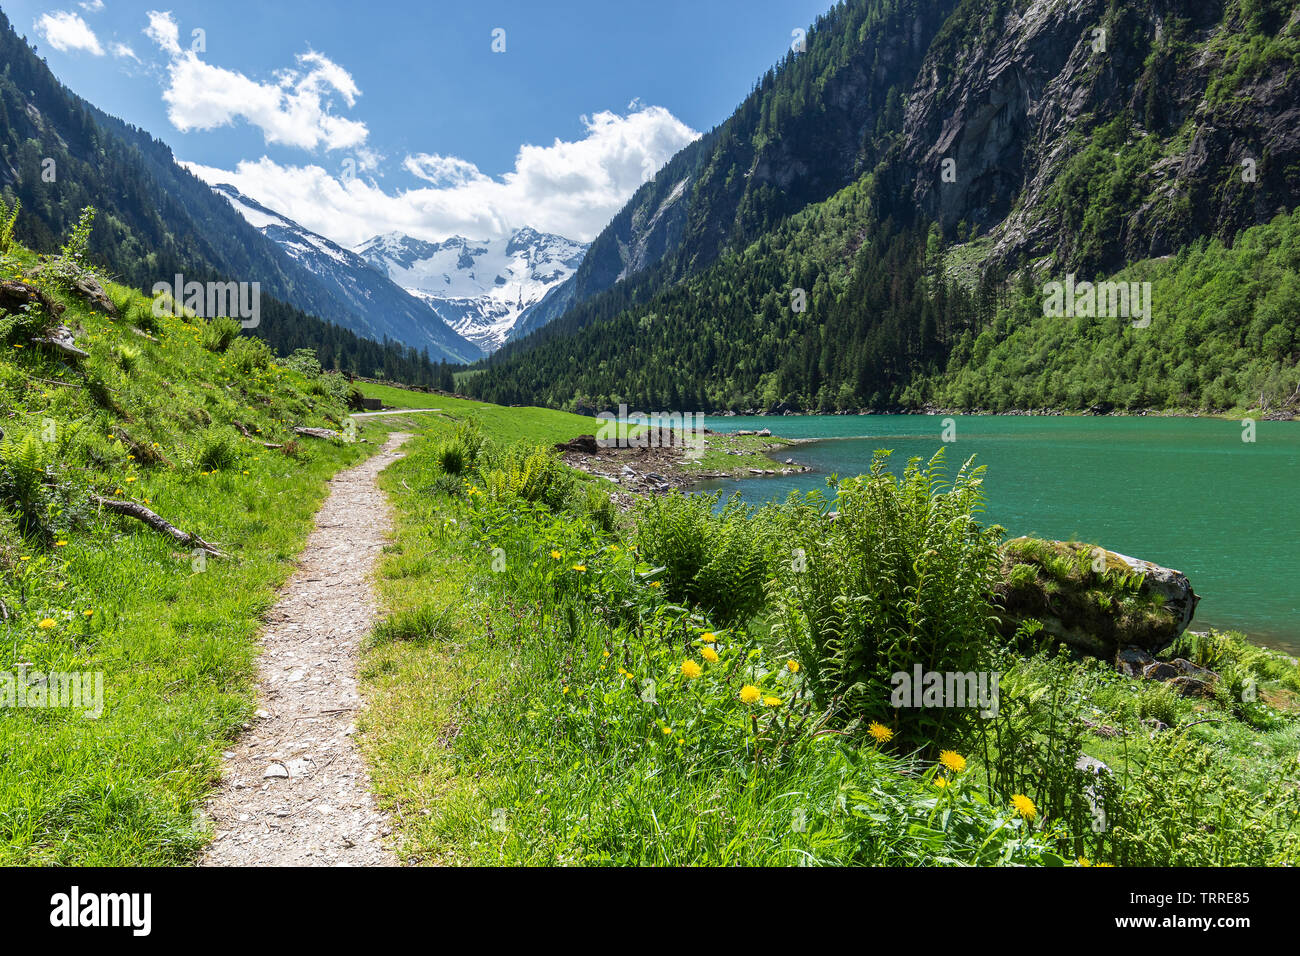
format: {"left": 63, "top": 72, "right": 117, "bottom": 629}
{"left": 527, "top": 0, "right": 1299, "bottom": 340}
{"left": 889, "top": 0, "right": 1300, "bottom": 272}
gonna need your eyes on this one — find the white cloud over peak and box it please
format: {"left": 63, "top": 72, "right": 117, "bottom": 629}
{"left": 144, "top": 11, "right": 366, "bottom": 151}
{"left": 185, "top": 105, "right": 699, "bottom": 246}
{"left": 35, "top": 11, "right": 105, "bottom": 55}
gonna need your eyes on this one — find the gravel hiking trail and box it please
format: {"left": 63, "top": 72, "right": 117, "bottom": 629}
{"left": 201, "top": 431, "right": 412, "bottom": 867}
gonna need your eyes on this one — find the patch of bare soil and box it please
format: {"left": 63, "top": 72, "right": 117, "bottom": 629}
{"left": 200, "top": 432, "right": 412, "bottom": 867}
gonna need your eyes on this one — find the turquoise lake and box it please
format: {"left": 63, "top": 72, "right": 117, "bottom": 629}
{"left": 694, "top": 415, "right": 1300, "bottom": 655}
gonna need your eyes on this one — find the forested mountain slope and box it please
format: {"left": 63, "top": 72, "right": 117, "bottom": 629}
{"left": 471, "top": 0, "right": 1300, "bottom": 414}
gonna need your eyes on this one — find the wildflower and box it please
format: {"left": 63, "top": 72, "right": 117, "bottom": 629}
{"left": 1010, "top": 794, "right": 1037, "bottom": 820}
{"left": 550, "top": 550, "right": 562, "bottom": 560}
{"left": 648, "top": 581, "right": 661, "bottom": 588}
{"left": 571, "top": 564, "right": 586, "bottom": 572}
{"left": 55, "top": 540, "right": 67, "bottom": 547}
{"left": 38, "top": 618, "right": 56, "bottom": 629}
{"left": 739, "top": 684, "right": 761, "bottom": 705}
{"left": 763, "top": 696, "right": 782, "bottom": 707}
{"left": 1077, "top": 857, "right": 1091, "bottom": 867}
{"left": 662, "top": 726, "right": 673, "bottom": 735}
{"left": 934, "top": 776, "right": 949, "bottom": 789}
{"left": 1095, "top": 862, "right": 1114, "bottom": 867}
{"left": 868, "top": 721, "right": 894, "bottom": 743}
{"left": 681, "top": 660, "right": 702, "bottom": 680}
{"left": 701, "top": 646, "right": 719, "bottom": 663}
{"left": 562, "top": 686, "right": 569, "bottom": 695}
{"left": 700, "top": 631, "right": 717, "bottom": 643}
{"left": 939, "top": 750, "right": 967, "bottom": 774}
{"left": 125, "top": 477, "right": 137, "bottom": 483}
{"left": 786, "top": 660, "right": 800, "bottom": 673}
{"left": 83, "top": 610, "right": 94, "bottom": 617}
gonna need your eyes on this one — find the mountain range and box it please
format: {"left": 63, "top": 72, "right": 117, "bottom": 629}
{"left": 0, "top": 9, "right": 475, "bottom": 377}
{"left": 211, "top": 185, "right": 483, "bottom": 363}
{"left": 354, "top": 228, "right": 588, "bottom": 351}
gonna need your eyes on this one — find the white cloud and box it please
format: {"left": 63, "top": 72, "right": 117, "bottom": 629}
{"left": 184, "top": 105, "right": 699, "bottom": 246}
{"left": 34, "top": 11, "right": 105, "bottom": 55}
{"left": 112, "top": 42, "right": 139, "bottom": 61}
{"left": 143, "top": 9, "right": 180, "bottom": 54}
{"left": 142, "top": 11, "right": 366, "bottom": 151}
{"left": 80, "top": 0, "right": 105, "bottom": 12}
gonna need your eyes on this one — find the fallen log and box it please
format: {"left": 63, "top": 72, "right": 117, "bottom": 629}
{"left": 91, "top": 494, "right": 226, "bottom": 557}
{"left": 294, "top": 426, "right": 341, "bottom": 440}
{"left": 109, "top": 426, "right": 173, "bottom": 467}
{"left": 232, "top": 419, "right": 283, "bottom": 448}
{"left": 31, "top": 325, "right": 89, "bottom": 360}
{"left": 0, "top": 279, "right": 65, "bottom": 320}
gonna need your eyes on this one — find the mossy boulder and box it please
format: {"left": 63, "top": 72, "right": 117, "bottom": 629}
{"left": 995, "top": 538, "right": 1199, "bottom": 657}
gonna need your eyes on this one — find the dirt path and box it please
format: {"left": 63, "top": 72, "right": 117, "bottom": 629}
{"left": 201, "top": 432, "right": 412, "bottom": 867}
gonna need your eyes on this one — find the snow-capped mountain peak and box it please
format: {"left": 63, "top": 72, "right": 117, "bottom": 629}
{"left": 355, "top": 228, "right": 588, "bottom": 352}
{"left": 210, "top": 185, "right": 483, "bottom": 363}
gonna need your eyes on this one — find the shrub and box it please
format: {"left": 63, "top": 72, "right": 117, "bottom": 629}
{"left": 193, "top": 427, "right": 240, "bottom": 472}
{"left": 226, "top": 335, "right": 273, "bottom": 373}
{"left": 771, "top": 450, "right": 1002, "bottom": 746}
{"left": 479, "top": 441, "right": 573, "bottom": 511}
{"left": 112, "top": 343, "right": 142, "bottom": 375}
{"left": 0, "top": 195, "right": 18, "bottom": 255}
{"left": 0, "top": 429, "right": 56, "bottom": 536}
{"left": 633, "top": 490, "right": 771, "bottom": 624}
{"left": 201, "top": 316, "right": 242, "bottom": 352}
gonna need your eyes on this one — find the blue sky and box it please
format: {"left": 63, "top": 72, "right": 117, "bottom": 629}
{"left": 10, "top": 0, "right": 835, "bottom": 245}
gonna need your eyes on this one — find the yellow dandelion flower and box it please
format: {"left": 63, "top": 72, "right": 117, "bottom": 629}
{"left": 1095, "top": 862, "right": 1114, "bottom": 867}
{"left": 739, "top": 684, "right": 761, "bottom": 705}
{"left": 38, "top": 618, "right": 56, "bottom": 629}
{"left": 700, "top": 631, "right": 717, "bottom": 643}
{"left": 868, "top": 721, "right": 894, "bottom": 743}
{"left": 934, "top": 776, "right": 949, "bottom": 789}
{"left": 662, "top": 726, "right": 673, "bottom": 735}
{"left": 1010, "top": 794, "right": 1037, "bottom": 820}
{"left": 83, "top": 610, "right": 94, "bottom": 617}
{"left": 681, "top": 660, "right": 703, "bottom": 680}
{"left": 571, "top": 564, "right": 587, "bottom": 572}
{"left": 701, "top": 646, "right": 719, "bottom": 663}
{"left": 939, "top": 750, "right": 967, "bottom": 774}
{"left": 763, "top": 696, "right": 782, "bottom": 707}
{"left": 55, "top": 540, "right": 67, "bottom": 547}
{"left": 603, "top": 650, "right": 610, "bottom": 658}
{"left": 786, "top": 660, "right": 800, "bottom": 673}
{"left": 648, "top": 581, "right": 661, "bottom": 588}
{"left": 1077, "top": 857, "right": 1091, "bottom": 867}
{"left": 550, "top": 550, "right": 562, "bottom": 560}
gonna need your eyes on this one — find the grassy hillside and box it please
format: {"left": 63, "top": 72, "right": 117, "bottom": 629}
{"left": 0, "top": 232, "right": 393, "bottom": 863}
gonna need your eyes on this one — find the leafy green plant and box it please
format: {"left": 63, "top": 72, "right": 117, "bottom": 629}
{"left": 772, "top": 449, "right": 1002, "bottom": 747}
{"left": 201, "top": 316, "right": 241, "bottom": 353}
{"left": 633, "top": 490, "right": 772, "bottom": 624}
{"left": 192, "top": 426, "right": 240, "bottom": 472}
{"left": 0, "top": 195, "right": 18, "bottom": 255}
{"left": 0, "top": 428, "right": 57, "bottom": 536}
